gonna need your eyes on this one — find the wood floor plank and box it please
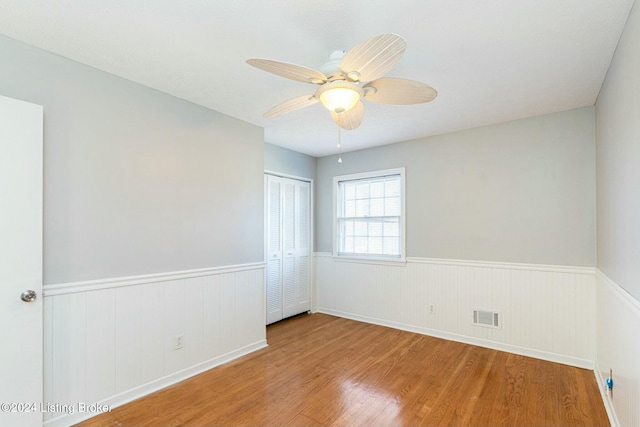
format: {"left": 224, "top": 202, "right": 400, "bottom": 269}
{"left": 75, "top": 313, "right": 610, "bottom": 427}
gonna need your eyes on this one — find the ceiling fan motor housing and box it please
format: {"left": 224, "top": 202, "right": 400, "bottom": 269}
{"left": 321, "top": 50, "right": 347, "bottom": 78}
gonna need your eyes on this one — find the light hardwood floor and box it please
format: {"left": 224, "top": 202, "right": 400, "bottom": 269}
{"left": 76, "top": 313, "right": 609, "bottom": 426}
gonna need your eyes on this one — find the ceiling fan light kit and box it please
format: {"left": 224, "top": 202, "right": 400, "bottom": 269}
{"left": 247, "top": 33, "right": 437, "bottom": 132}
{"left": 316, "top": 80, "right": 364, "bottom": 113}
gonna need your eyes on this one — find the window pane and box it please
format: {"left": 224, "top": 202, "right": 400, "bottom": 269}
{"left": 344, "top": 182, "right": 356, "bottom": 200}
{"left": 369, "top": 237, "right": 383, "bottom": 254}
{"left": 370, "top": 181, "right": 385, "bottom": 198}
{"left": 385, "top": 196, "right": 401, "bottom": 216}
{"left": 343, "top": 236, "right": 354, "bottom": 253}
{"left": 370, "top": 198, "right": 384, "bottom": 216}
{"left": 344, "top": 200, "right": 356, "bottom": 217}
{"left": 342, "top": 220, "right": 355, "bottom": 237}
{"left": 355, "top": 183, "right": 370, "bottom": 199}
{"left": 383, "top": 237, "right": 399, "bottom": 255}
{"left": 354, "top": 237, "right": 368, "bottom": 253}
{"left": 385, "top": 179, "right": 400, "bottom": 196}
{"left": 369, "top": 221, "right": 383, "bottom": 237}
{"left": 383, "top": 220, "right": 399, "bottom": 237}
{"left": 354, "top": 221, "right": 368, "bottom": 236}
{"left": 355, "top": 199, "right": 369, "bottom": 217}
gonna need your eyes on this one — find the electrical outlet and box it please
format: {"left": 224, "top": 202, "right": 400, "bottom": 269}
{"left": 429, "top": 304, "right": 436, "bottom": 314}
{"left": 174, "top": 334, "right": 184, "bottom": 350}
{"left": 606, "top": 368, "right": 614, "bottom": 394}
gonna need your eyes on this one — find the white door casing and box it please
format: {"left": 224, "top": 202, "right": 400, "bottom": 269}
{"left": 0, "top": 95, "right": 44, "bottom": 427}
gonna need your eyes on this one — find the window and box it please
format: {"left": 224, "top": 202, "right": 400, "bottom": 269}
{"left": 333, "top": 168, "right": 405, "bottom": 261}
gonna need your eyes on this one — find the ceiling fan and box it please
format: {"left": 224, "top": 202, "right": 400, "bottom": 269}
{"left": 247, "top": 34, "right": 437, "bottom": 130}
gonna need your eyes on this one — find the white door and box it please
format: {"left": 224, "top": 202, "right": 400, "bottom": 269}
{"left": 0, "top": 95, "right": 43, "bottom": 427}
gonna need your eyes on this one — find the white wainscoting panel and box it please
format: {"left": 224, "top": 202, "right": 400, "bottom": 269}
{"left": 316, "top": 253, "right": 596, "bottom": 368}
{"left": 595, "top": 271, "right": 640, "bottom": 427}
{"left": 42, "top": 263, "right": 266, "bottom": 427}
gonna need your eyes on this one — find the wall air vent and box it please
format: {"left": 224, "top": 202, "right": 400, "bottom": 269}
{"left": 473, "top": 309, "right": 501, "bottom": 329}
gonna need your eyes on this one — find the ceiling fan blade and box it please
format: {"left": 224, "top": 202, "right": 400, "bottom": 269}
{"left": 330, "top": 101, "right": 365, "bottom": 130}
{"left": 264, "top": 95, "right": 318, "bottom": 118}
{"left": 364, "top": 78, "right": 437, "bottom": 105}
{"left": 340, "top": 34, "right": 406, "bottom": 82}
{"left": 247, "top": 58, "right": 327, "bottom": 84}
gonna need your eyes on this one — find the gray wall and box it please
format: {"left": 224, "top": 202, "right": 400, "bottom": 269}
{"left": 264, "top": 142, "right": 316, "bottom": 180}
{"left": 596, "top": 0, "right": 640, "bottom": 301}
{"left": 316, "top": 107, "right": 596, "bottom": 266}
{"left": 0, "top": 35, "right": 264, "bottom": 284}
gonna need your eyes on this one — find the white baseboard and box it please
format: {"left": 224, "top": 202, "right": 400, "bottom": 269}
{"left": 44, "top": 340, "right": 267, "bottom": 427}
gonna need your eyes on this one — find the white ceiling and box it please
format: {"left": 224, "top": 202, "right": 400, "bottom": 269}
{"left": 0, "top": 0, "right": 634, "bottom": 156}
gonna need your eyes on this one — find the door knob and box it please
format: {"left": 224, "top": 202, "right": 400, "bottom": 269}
{"left": 20, "top": 290, "right": 37, "bottom": 302}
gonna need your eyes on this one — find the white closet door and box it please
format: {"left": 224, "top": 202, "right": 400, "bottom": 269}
{"left": 265, "top": 174, "right": 311, "bottom": 324}
{"left": 265, "top": 175, "right": 283, "bottom": 325}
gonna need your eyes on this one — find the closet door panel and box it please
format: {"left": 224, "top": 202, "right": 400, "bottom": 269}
{"left": 297, "top": 182, "right": 310, "bottom": 256}
{"left": 295, "top": 181, "right": 311, "bottom": 313}
{"left": 265, "top": 176, "right": 283, "bottom": 325}
{"left": 281, "top": 180, "right": 297, "bottom": 318}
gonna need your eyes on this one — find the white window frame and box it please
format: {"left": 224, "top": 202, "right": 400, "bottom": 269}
{"left": 332, "top": 167, "right": 406, "bottom": 263}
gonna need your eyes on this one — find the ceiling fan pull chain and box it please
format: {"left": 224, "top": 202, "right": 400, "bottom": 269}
{"left": 337, "top": 116, "right": 343, "bottom": 163}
